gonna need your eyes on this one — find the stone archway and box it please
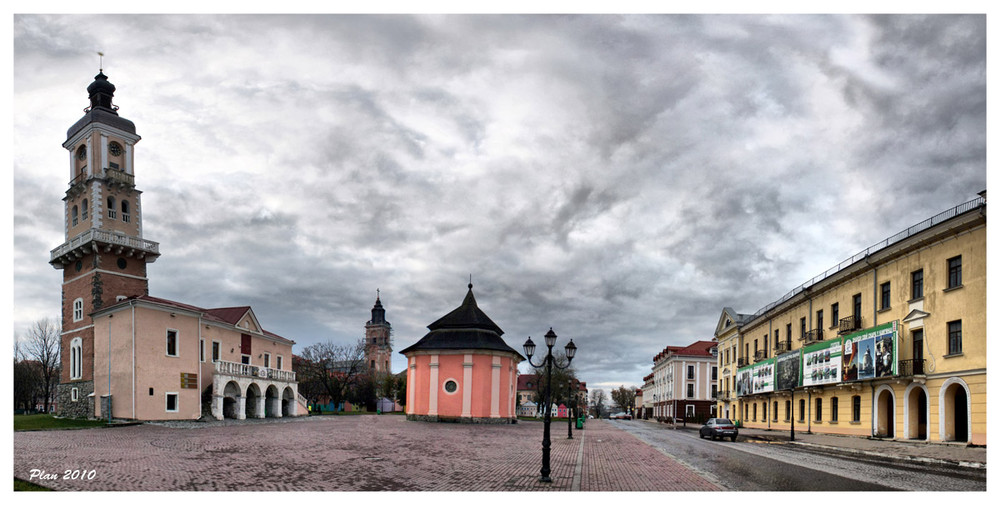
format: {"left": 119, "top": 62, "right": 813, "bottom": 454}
{"left": 245, "top": 383, "right": 262, "bottom": 419}
{"left": 939, "top": 377, "right": 970, "bottom": 443}
{"left": 874, "top": 386, "right": 895, "bottom": 438}
{"left": 222, "top": 381, "right": 241, "bottom": 419}
{"left": 265, "top": 385, "right": 280, "bottom": 418}
{"left": 282, "top": 387, "right": 296, "bottom": 417}
{"left": 905, "top": 383, "right": 928, "bottom": 440}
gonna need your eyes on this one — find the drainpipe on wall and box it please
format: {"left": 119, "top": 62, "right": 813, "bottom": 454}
{"left": 131, "top": 302, "right": 136, "bottom": 419}
{"left": 107, "top": 313, "right": 113, "bottom": 425}
{"left": 871, "top": 382, "right": 877, "bottom": 437}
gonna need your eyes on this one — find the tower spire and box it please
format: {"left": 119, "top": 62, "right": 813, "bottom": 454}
{"left": 98, "top": 51, "right": 104, "bottom": 72}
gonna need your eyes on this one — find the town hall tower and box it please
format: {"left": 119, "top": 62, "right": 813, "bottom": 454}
{"left": 49, "top": 70, "right": 160, "bottom": 417}
{"left": 365, "top": 293, "right": 392, "bottom": 374}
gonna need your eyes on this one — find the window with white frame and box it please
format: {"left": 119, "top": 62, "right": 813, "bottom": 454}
{"left": 166, "top": 329, "right": 178, "bottom": 357}
{"left": 212, "top": 341, "right": 220, "bottom": 362}
{"left": 165, "top": 393, "right": 178, "bottom": 412}
{"left": 71, "top": 387, "right": 79, "bottom": 402}
{"left": 70, "top": 337, "right": 82, "bottom": 379}
{"left": 263, "top": 352, "right": 271, "bottom": 368}
{"left": 276, "top": 355, "right": 283, "bottom": 370}
{"left": 73, "top": 298, "right": 84, "bottom": 322}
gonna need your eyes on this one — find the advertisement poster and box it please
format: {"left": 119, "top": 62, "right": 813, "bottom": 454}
{"left": 736, "top": 358, "right": 775, "bottom": 396}
{"left": 801, "top": 338, "right": 842, "bottom": 387}
{"left": 775, "top": 350, "right": 801, "bottom": 391}
{"left": 842, "top": 321, "right": 897, "bottom": 381}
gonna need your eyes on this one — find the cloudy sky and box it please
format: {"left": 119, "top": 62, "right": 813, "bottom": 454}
{"left": 11, "top": 14, "right": 986, "bottom": 391}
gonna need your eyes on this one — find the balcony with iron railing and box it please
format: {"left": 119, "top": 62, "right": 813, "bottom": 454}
{"left": 839, "top": 316, "right": 862, "bottom": 335}
{"left": 800, "top": 328, "right": 824, "bottom": 344}
{"left": 774, "top": 341, "right": 792, "bottom": 355}
{"left": 898, "top": 359, "right": 926, "bottom": 377}
{"left": 214, "top": 360, "right": 296, "bottom": 383}
{"left": 754, "top": 350, "right": 768, "bottom": 362}
{"left": 737, "top": 357, "right": 750, "bottom": 368}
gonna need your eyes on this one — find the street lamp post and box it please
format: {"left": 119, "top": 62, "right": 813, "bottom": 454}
{"left": 566, "top": 379, "right": 578, "bottom": 439}
{"left": 524, "top": 328, "right": 577, "bottom": 483}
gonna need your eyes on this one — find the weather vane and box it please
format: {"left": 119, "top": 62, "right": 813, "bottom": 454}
{"left": 98, "top": 51, "right": 104, "bottom": 72}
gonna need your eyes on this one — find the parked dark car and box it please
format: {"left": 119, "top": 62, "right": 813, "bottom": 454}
{"left": 699, "top": 418, "right": 738, "bottom": 441}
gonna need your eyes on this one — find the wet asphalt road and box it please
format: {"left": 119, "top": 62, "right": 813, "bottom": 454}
{"left": 612, "top": 420, "right": 986, "bottom": 491}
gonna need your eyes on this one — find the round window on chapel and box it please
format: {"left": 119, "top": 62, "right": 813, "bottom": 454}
{"left": 75, "top": 260, "right": 83, "bottom": 272}
{"left": 444, "top": 380, "right": 458, "bottom": 394}
{"left": 117, "top": 258, "right": 127, "bottom": 270}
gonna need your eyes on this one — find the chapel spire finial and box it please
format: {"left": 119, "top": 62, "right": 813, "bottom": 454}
{"left": 98, "top": 51, "right": 104, "bottom": 72}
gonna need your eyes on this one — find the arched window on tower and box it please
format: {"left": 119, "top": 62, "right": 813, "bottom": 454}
{"left": 70, "top": 337, "right": 83, "bottom": 379}
{"left": 121, "top": 200, "right": 131, "bottom": 223}
{"left": 81, "top": 199, "right": 88, "bottom": 220}
{"left": 107, "top": 197, "right": 117, "bottom": 220}
{"left": 72, "top": 206, "right": 79, "bottom": 226}
{"left": 73, "top": 298, "right": 84, "bottom": 322}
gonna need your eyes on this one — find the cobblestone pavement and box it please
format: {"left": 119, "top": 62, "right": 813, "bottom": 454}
{"left": 14, "top": 416, "right": 720, "bottom": 491}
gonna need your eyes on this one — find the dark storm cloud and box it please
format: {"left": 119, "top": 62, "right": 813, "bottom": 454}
{"left": 13, "top": 14, "right": 986, "bottom": 390}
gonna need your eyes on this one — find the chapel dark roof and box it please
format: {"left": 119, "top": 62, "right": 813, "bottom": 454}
{"left": 399, "top": 283, "right": 523, "bottom": 359}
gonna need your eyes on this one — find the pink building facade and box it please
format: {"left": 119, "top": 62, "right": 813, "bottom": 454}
{"left": 402, "top": 284, "right": 523, "bottom": 423}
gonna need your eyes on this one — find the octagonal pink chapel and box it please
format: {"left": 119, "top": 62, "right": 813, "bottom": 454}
{"left": 401, "top": 283, "right": 524, "bottom": 423}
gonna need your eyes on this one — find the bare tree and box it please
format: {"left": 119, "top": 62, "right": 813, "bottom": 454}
{"left": 23, "top": 319, "right": 60, "bottom": 414}
{"left": 295, "top": 338, "right": 367, "bottom": 411}
{"left": 13, "top": 340, "right": 40, "bottom": 412}
{"left": 611, "top": 385, "right": 636, "bottom": 415}
{"left": 589, "top": 389, "right": 608, "bottom": 418}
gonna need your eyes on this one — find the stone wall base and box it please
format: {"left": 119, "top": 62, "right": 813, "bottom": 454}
{"left": 57, "top": 381, "right": 94, "bottom": 418}
{"left": 406, "top": 414, "right": 514, "bottom": 424}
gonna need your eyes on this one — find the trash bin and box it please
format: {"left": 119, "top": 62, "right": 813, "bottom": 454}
{"left": 576, "top": 417, "right": 584, "bottom": 429}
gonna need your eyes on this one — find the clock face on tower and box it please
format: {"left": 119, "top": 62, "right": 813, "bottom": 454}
{"left": 76, "top": 145, "right": 87, "bottom": 160}
{"left": 108, "top": 142, "right": 123, "bottom": 157}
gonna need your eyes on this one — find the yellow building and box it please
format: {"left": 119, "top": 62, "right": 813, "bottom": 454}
{"left": 715, "top": 194, "right": 985, "bottom": 445}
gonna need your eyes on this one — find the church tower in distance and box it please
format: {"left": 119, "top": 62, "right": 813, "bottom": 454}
{"left": 365, "top": 292, "right": 392, "bottom": 374}
{"left": 49, "top": 70, "right": 160, "bottom": 417}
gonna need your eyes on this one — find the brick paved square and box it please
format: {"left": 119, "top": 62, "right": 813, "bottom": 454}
{"left": 14, "top": 416, "right": 720, "bottom": 491}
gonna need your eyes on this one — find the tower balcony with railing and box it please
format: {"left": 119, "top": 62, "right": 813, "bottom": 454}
{"left": 50, "top": 228, "right": 160, "bottom": 268}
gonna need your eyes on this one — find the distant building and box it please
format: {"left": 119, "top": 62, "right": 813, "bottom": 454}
{"left": 649, "top": 341, "right": 718, "bottom": 421}
{"left": 365, "top": 293, "right": 393, "bottom": 374}
{"left": 717, "top": 194, "right": 986, "bottom": 444}
{"left": 50, "top": 70, "right": 305, "bottom": 421}
{"left": 401, "top": 283, "right": 523, "bottom": 423}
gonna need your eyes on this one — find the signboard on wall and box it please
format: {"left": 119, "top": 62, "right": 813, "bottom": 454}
{"left": 841, "top": 321, "right": 897, "bottom": 382}
{"left": 775, "top": 350, "right": 801, "bottom": 391}
{"left": 735, "top": 358, "right": 775, "bottom": 396}
{"left": 801, "top": 338, "right": 842, "bottom": 387}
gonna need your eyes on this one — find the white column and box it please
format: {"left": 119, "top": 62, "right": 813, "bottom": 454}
{"left": 428, "top": 356, "right": 439, "bottom": 416}
{"left": 254, "top": 395, "right": 266, "bottom": 419}
{"left": 237, "top": 396, "right": 246, "bottom": 420}
{"left": 407, "top": 358, "right": 416, "bottom": 415}
{"left": 490, "top": 356, "right": 501, "bottom": 418}
{"left": 213, "top": 395, "right": 224, "bottom": 420}
{"left": 462, "top": 354, "right": 473, "bottom": 418}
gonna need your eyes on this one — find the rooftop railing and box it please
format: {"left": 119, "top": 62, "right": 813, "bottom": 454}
{"left": 747, "top": 196, "right": 985, "bottom": 323}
